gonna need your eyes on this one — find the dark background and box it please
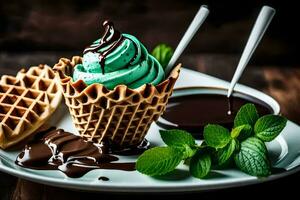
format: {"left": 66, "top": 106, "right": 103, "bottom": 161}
{"left": 0, "top": 0, "right": 298, "bottom": 66}
{"left": 1, "top": 1, "right": 300, "bottom": 199}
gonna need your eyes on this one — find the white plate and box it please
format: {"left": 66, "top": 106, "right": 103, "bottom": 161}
{"left": 1, "top": 68, "right": 300, "bottom": 193}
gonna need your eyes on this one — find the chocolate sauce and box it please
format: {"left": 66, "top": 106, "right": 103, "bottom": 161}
{"left": 105, "top": 139, "right": 150, "bottom": 156}
{"left": 98, "top": 176, "right": 109, "bottom": 181}
{"left": 157, "top": 94, "right": 272, "bottom": 138}
{"left": 83, "top": 20, "right": 124, "bottom": 74}
{"left": 16, "top": 129, "right": 135, "bottom": 178}
{"left": 227, "top": 96, "right": 233, "bottom": 115}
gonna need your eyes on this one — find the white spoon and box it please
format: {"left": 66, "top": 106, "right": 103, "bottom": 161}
{"left": 165, "top": 5, "right": 209, "bottom": 75}
{"left": 227, "top": 6, "right": 276, "bottom": 98}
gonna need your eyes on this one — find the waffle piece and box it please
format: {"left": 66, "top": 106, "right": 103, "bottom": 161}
{"left": 0, "top": 65, "right": 62, "bottom": 149}
{"left": 54, "top": 56, "right": 181, "bottom": 147}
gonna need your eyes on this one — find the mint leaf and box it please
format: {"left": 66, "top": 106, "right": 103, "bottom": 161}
{"left": 180, "top": 145, "right": 197, "bottom": 160}
{"left": 190, "top": 152, "right": 211, "bottom": 178}
{"left": 234, "top": 103, "right": 259, "bottom": 127}
{"left": 217, "top": 139, "right": 238, "bottom": 166}
{"left": 136, "top": 147, "right": 183, "bottom": 176}
{"left": 231, "top": 124, "right": 252, "bottom": 141}
{"left": 160, "top": 129, "right": 195, "bottom": 147}
{"left": 204, "top": 124, "right": 231, "bottom": 149}
{"left": 254, "top": 115, "right": 287, "bottom": 142}
{"left": 234, "top": 137, "right": 271, "bottom": 177}
{"left": 160, "top": 129, "right": 196, "bottom": 159}
{"left": 151, "top": 44, "right": 174, "bottom": 69}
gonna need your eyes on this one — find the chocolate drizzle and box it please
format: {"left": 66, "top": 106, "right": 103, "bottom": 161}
{"left": 98, "top": 176, "right": 109, "bottom": 181}
{"left": 104, "top": 139, "right": 150, "bottom": 156}
{"left": 227, "top": 96, "right": 233, "bottom": 115}
{"left": 83, "top": 20, "right": 124, "bottom": 74}
{"left": 16, "top": 128, "right": 136, "bottom": 178}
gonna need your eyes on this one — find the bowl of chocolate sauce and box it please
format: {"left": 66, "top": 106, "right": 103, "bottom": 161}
{"left": 156, "top": 87, "right": 280, "bottom": 139}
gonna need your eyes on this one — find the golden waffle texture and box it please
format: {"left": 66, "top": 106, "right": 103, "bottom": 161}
{"left": 0, "top": 65, "right": 62, "bottom": 149}
{"left": 54, "top": 56, "right": 181, "bottom": 147}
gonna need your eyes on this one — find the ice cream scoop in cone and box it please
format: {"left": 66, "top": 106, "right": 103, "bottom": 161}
{"left": 54, "top": 56, "right": 180, "bottom": 147}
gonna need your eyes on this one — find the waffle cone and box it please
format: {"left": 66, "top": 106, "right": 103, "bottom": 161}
{"left": 0, "top": 65, "right": 62, "bottom": 149}
{"left": 54, "top": 56, "right": 181, "bottom": 147}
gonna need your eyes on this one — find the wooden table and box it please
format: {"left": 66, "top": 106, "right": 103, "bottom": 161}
{"left": 1, "top": 53, "right": 299, "bottom": 199}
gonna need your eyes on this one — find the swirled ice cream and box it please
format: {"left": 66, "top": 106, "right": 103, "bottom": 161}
{"left": 73, "top": 21, "right": 165, "bottom": 89}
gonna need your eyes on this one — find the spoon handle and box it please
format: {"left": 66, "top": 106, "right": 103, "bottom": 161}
{"left": 227, "top": 6, "right": 276, "bottom": 97}
{"left": 165, "top": 5, "right": 209, "bottom": 75}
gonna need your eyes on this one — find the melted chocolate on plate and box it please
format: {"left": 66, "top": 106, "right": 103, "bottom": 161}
{"left": 16, "top": 128, "right": 138, "bottom": 178}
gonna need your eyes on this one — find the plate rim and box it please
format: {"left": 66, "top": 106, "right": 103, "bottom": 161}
{"left": 1, "top": 160, "right": 300, "bottom": 193}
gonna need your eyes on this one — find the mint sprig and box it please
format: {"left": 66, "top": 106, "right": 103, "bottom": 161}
{"left": 136, "top": 103, "right": 287, "bottom": 179}
{"left": 151, "top": 44, "right": 174, "bottom": 69}
{"left": 160, "top": 129, "right": 196, "bottom": 159}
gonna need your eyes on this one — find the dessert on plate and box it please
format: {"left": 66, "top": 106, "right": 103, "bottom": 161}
{"left": 54, "top": 20, "right": 181, "bottom": 147}
{"left": 0, "top": 65, "right": 62, "bottom": 149}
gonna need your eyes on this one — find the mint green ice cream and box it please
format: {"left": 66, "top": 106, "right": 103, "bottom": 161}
{"left": 73, "top": 21, "right": 165, "bottom": 90}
